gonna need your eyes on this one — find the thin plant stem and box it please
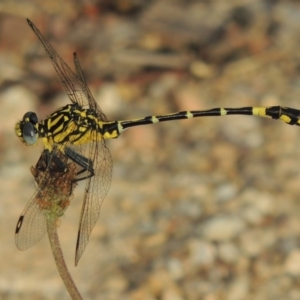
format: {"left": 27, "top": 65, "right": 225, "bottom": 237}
{"left": 47, "top": 220, "right": 82, "bottom": 300}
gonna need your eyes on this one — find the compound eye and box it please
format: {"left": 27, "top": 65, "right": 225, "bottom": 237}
{"left": 23, "top": 111, "right": 38, "bottom": 124}
{"left": 22, "top": 122, "right": 38, "bottom": 145}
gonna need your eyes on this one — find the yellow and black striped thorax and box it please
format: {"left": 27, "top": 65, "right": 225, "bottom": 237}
{"left": 15, "top": 104, "right": 121, "bottom": 151}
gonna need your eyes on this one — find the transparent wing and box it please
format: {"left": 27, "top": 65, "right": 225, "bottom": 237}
{"left": 72, "top": 55, "right": 114, "bottom": 264}
{"left": 27, "top": 19, "right": 107, "bottom": 120}
{"left": 15, "top": 163, "right": 48, "bottom": 250}
{"left": 74, "top": 139, "right": 113, "bottom": 265}
{"left": 73, "top": 53, "right": 108, "bottom": 121}
{"left": 15, "top": 195, "right": 47, "bottom": 250}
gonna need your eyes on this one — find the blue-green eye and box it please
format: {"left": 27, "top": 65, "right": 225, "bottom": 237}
{"left": 22, "top": 122, "right": 38, "bottom": 145}
{"left": 20, "top": 111, "right": 39, "bottom": 145}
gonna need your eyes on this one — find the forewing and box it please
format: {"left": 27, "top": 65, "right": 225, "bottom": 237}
{"left": 27, "top": 19, "right": 90, "bottom": 109}
{"left": 75, "top": 139, "right": 113, "bottom": 265}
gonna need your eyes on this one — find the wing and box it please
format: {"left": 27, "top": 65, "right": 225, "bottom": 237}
{"left": 15, "top": 188, "right": 47, "bottom": 250}
{"left": 74, "top": 139, "right": 113, "bottom": 265}
{"left": 72, "top": 54, "right": 113, "bottom": 265}
{"left": 27, "top": 18, "right": 107, "bottom": 120}
{"left": 73, "top": 53, "right": 108, "bottom": 121}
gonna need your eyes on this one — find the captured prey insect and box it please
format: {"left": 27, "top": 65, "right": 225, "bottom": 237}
{"left": 15, "top": 19, "right": 300, "bottom": 266}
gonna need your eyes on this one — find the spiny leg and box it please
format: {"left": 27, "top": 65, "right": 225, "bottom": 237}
{"left": 64, "top": 147, "right": 95, "bottom": 182}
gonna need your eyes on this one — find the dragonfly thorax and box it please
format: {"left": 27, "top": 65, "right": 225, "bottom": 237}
{"left": 38, "top": 103, "right": 107, "bottom": 150}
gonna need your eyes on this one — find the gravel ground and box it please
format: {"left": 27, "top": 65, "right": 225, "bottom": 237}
{"left": 1, "top": 1, "right": 300, "bottom": 299}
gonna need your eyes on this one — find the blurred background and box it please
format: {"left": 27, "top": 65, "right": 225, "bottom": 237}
{"left": 1, "top": 0, "right": 300, "bottom": 299}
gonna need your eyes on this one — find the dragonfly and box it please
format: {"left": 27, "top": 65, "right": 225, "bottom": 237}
{"left": 15, "top": 19, "right": 300, "bottom": 266}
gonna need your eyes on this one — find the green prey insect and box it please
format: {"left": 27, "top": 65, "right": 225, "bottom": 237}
{"left": 15, "top": 19, "right": 300, "bottom": 266}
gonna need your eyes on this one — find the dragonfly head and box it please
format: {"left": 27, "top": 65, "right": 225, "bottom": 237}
{"left": 15, "top": 111, "right": 39, "bottom": 146}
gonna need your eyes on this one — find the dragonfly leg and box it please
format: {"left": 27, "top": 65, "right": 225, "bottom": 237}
{"left": 64, "top": 147, "right": 95, "bottom": 183}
